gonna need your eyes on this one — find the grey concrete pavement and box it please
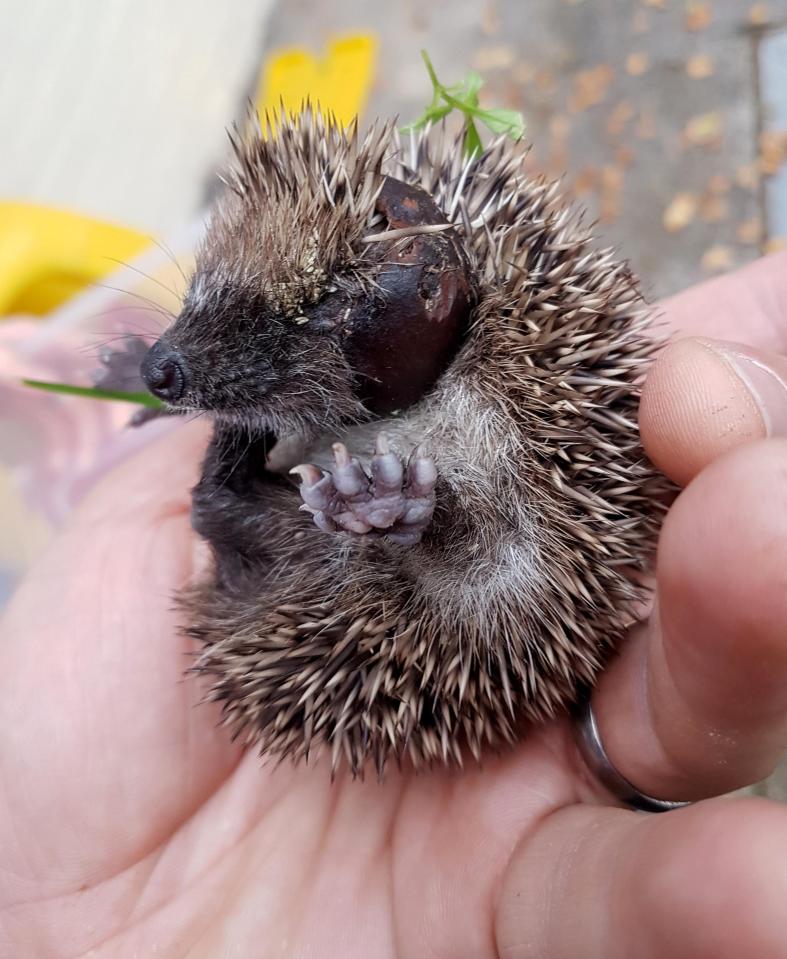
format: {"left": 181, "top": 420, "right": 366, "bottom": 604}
{"left": 264, "top": 0, "right": 787, "bottom": 299}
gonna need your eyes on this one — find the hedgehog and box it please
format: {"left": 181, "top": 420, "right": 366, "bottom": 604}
{"left": 105, "top": 109, "right": 672, "bottom": 776}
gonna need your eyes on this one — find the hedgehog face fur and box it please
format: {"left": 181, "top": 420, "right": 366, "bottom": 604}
{"left": 141, "top": 118, "right": 390, "bottom": 437}
{"left": 142, "top": 116, "right": 472, "bottom": 438}
{"left": 142, "top": 280, "right": 361, "bottom": 438}
{"left": 139, "top": 109, "right": 673, "bottom": 776}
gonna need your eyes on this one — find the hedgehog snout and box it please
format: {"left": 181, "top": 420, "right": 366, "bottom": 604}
{"left": 141, "top": 340, "right": 188, "bottom": 403}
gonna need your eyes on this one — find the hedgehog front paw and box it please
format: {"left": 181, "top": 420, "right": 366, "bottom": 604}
{"left": 292, "top": 433, "right": 437, "bottom": 546}
{"left": 93, "top": 334, "right": 148, "bottom": 391}
{"left": 92, "top": 335, "right": 166, "bottom": 425}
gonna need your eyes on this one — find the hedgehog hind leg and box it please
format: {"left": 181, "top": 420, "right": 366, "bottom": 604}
{"left": 191, "top": 428, "right": 292, "bottom": 581}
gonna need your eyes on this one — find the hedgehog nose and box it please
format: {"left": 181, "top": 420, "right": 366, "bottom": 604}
{"left": 141, "top": 341, "right": 187, "bottom": 402}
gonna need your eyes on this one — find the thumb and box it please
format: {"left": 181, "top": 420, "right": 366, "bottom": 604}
{"left": 640, "top": 337, "right": 787, "bottom": 487}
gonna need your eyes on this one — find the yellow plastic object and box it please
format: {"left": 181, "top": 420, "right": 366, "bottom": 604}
{"left": 0, "top": 203, "right": 151, "bottom": 317}
{"left": 256, "top": 34, "right": 377, "bottom": 126}
{"left": 0, "top": 36, "right": 376, "bottom": 319}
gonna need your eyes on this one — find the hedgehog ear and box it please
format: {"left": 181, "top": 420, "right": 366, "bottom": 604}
{"left": 340, "top": 176, "right": 475, "bottom": 414}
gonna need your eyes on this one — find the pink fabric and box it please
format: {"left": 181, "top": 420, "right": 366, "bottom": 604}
{"left": 0, "top": 226, "right": 200, "bottom": 591}
{"left": 0, "top": 312, "right": 166, "bottom": 524}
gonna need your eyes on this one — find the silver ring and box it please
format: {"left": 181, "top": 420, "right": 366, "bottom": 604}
{"left": 574, "top": 697, "right": 692, "bottom": 813}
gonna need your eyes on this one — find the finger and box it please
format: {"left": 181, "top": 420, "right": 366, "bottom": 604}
{"left": 640, "top": 336, "right": 787, "bottom": 486}
{"left": 496, "top": 797, "right": 787, "bottom": 959}
{"left": 80, "top": 417, "right": 211, "bottom": 516}
{"left": 661, "top": 249, "right": 787, "bottom": 351}
{"left": 592, "top": 439, "right": 787, "bottom": 801}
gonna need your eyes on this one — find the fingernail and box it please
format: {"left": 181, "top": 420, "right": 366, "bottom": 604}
{"left": 700, "top": 339, "right": 787, "bottom": 437}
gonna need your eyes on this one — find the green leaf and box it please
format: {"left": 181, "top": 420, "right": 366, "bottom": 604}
{"left": 23, "top": 378, "right": 164, "bottom": 409}
{"left": 400, "top": 102, "right": 453, "bottom": 132}
{"left": 463, "top": 120, "right": 483, "bottom": 158}
{"left": 474, "top": 108, "right": 526, "bottom": 139}
{"left": 443, "top": 81, "right": 466, "bottom": 98}
{"left": 437, "top": 87, "right": 476, "bottom": 114}
{"left": 404, "top": 50, "right": 526, "bottom": 160}
{"left": 463, "top": 71, "right": 484, "bottom": 96}
{"left": 420, "top": 49, "right": 441, "bottom": 92}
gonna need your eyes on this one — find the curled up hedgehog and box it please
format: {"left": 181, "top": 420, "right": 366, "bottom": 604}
{"left": 103, "top": 110, "right": 672, "bottom": 776}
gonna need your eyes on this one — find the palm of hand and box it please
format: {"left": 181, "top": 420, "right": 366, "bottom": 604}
{"left": 0, "top": 447, "right": 580, "bottom": 956}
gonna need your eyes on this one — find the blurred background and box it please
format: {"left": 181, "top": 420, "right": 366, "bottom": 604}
{"left": 1, "top": 0, "right": 786, "bottom": 795}
{"left": 3, "top": 0, "right": 786, "bottom": 294}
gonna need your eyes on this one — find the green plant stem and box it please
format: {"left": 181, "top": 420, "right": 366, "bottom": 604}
{"left": 23, "top": 379, "right": 163, "bottom": 408}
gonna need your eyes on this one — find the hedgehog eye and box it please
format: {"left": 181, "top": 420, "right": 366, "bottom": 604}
{"left": 338, "top": 176, "right": 476, "bottom": 415}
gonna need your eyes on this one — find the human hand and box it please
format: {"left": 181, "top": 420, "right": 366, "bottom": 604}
{"left": 2, "top": 255, "right": 787, "bottom": 958}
